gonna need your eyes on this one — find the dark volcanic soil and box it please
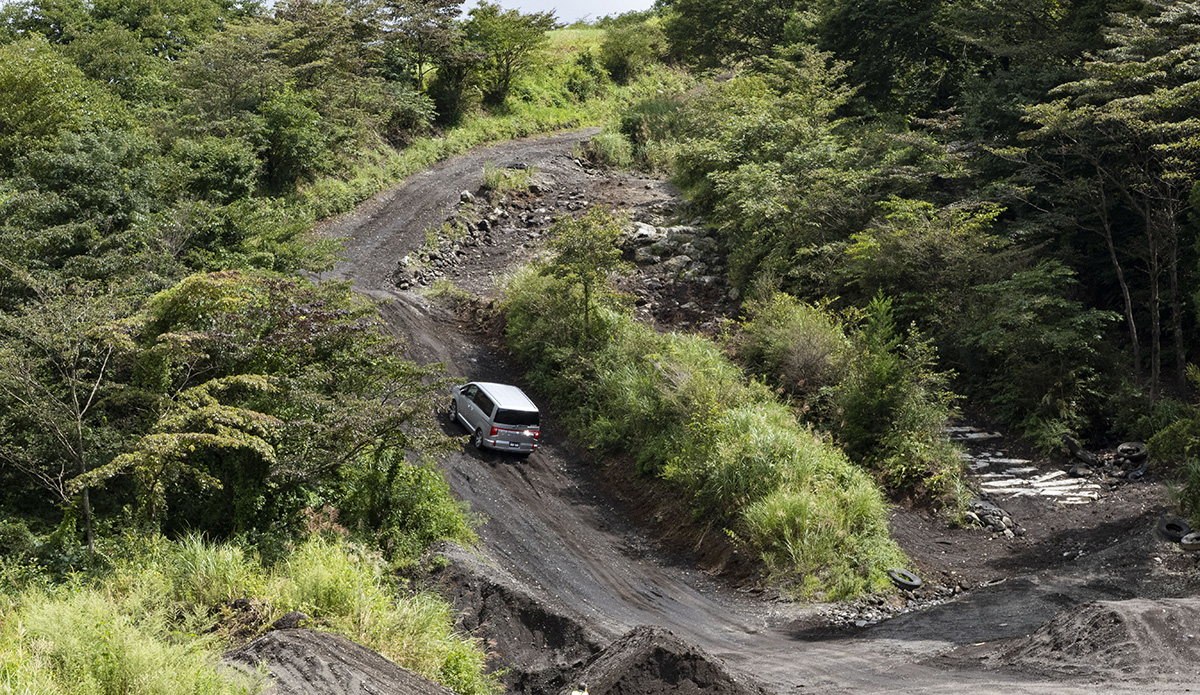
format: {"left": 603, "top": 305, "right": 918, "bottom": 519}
{"left": 304, "top": 129, "right": 1200, "bottom": 694}
{"left": 225, "top": 629, "right": 455, "bottom": 695}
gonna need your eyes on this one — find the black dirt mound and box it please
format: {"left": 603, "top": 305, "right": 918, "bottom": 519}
{"left": 986, "top": 598, "right": 1200, "bottom": 682}
{"left": 421, "top": 542, "right": 606, "bottom": 694}
{"left": 223, "top": 628, "right": 453, "bottom": 695}
{"left": 576, "top": 625, "right": 767, "bottom": 695}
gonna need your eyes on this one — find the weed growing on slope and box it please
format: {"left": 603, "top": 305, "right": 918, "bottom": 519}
{"left": 502, "top": 265, "right": 905, "bottom": 599}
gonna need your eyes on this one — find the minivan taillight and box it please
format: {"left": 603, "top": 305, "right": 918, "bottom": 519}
{"left": 490, "top": 427, "right": 498, "bottom": 437}
{"left": 533, "top": 430, "right": 540, "bottom": 439}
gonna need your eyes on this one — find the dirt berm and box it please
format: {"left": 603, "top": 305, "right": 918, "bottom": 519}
{"left": 224, "top": 628, "right": 454, "bottom": 695}
{"left": 954, "top": 598, "right": 1200, "bottom": 683}
{"left": 422, "top": 542, "right": 764, "bottom": 695}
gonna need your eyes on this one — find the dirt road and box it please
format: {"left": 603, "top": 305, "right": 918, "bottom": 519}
{"left": 321, "top": 130, "right": 1200, "bottom": 694}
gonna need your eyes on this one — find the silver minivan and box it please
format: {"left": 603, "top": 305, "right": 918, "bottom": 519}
{"left": 450, "top": 382, "right": 540, "bottom": 455}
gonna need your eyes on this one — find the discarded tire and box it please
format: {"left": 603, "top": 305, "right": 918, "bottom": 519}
{"left": 1117, "top": 441, "right": 1148, "bottom": 463}
{"left": 1180, "top": 532, "right": 1200, "bottom": 551}
{"left": 1158, "top": 517, "right": 1192, "bottom": 543}
{"left": 887, "top": 568, "right": 923, "bottom": 590}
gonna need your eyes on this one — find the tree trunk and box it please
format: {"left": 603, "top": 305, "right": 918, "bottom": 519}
{"left": 1168, "top": 230, "right": 1186, "bottom": 392}
{"left": 81, "top": 487, "right": 95, "bottom": 554}
{"left": 1148, "top": 227, "right": 1162, "bottom": 405}
{"left": 1096, "top": 185, "right": 1141, "bottom": 382}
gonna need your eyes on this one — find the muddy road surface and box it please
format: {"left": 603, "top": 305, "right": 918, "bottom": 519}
{"left": 321, "top": 130, "right": 1200, "bottom": 694}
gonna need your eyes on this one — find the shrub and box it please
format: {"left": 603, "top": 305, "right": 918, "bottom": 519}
{"left": 481, "top": 162, "right": 536, "bottom": 197}
{"left": 829, "top": 295, "right": 963, "bottom": 504}
{"left": 502, "top": 264, "right": 904, "bottom": 598}
{"left": 270, "top": 536, "right": 498, "bottom": 695}
{"left": 336, "top": 451, "right": 477, "bottom": 564}
{"left": 737, "top": 292, "right": 964, "bottom": 507}
{"left": 736, "top": 293, "right": 850, "bottom": 405}
{"left": 599, "top": 23, "right": 666, "bottom": 85}
{"left": 578, "top": 131, "right": 633, "bottom": 169}
{"left": 0, "top": 535, "right": 498, "bottom": 695}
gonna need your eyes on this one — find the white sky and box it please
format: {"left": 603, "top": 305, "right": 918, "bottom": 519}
{"left": 462, "top": 0, "right": 657, "bottom": 23}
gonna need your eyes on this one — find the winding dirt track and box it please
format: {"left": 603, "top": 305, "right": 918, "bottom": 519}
{"left": 322, "top": 130, "right": 1193, "bottom": 694}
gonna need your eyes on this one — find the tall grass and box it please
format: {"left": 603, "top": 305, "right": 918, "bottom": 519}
{"left": 0, "top": 536, "right": 498, "bottom": 695}
{"left": 2, "top": 587, "right": 266, "bottom": 695}
{"left": 503, "top": 266, "right": 905, "bottom": 598}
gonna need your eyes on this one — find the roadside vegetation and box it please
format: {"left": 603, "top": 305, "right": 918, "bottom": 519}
{"left": 504, "top": 210, "right": 906, "bottom": 597}
{"left": 0, "top": 0, "right": 669, "bottom": 691}
{"left": 7, "top": 0, "right": 1200, "bottom": 686}
{"left": 0, "top": 534, "right": 497, "bottom": 695}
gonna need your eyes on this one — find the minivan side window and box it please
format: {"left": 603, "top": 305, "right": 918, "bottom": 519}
{"left": 473, "top": 391, "right": 495, "bottom": 416}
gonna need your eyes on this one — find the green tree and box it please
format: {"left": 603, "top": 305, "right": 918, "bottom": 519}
{"left": 0, "top": 37, "right": 126, "bottom": 165}
{"left": 1016, "top": 0, "right": 1200, "bottom": 400}
{"left": 378, "top": 0, "right": 462, "bottom": 90}
{"left": 463, "top": 1, "right": 556, "bottom": 106}
{"left": 0, "top": 0, "right": 92, "bottom": 43}
{"left": 542, "top": 207, "right": 629, "bottom": 344}
{"left": 599, "top": 21, "right": 665, "bottom": 84}
{"left": 817, "top": 0, "right": 965, "bottom": 115}
{"left": 662, "top": 0, "right": 803, "bottom": 68}
{"left": 126, "top": 271, "right": 449, "bottom": 536}
{"left": 258, "top": 84, "right": 326, "bottom": 192}
{"left": 91, "top": 0, "right": 231, "bottom": 60}
{"left": 62, "top": 19, "right": 170, "bottom": 102}
{"left": 0, "top": 270, "right": 137, "bottom": 553}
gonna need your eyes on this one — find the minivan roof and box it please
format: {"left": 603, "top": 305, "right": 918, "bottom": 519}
{"left": 474, "top": 382, "right": 538, "bottom": 411}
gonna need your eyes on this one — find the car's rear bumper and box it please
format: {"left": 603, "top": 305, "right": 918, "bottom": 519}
{"left": 483, "top": 437, "right": 536, "bottom": 453}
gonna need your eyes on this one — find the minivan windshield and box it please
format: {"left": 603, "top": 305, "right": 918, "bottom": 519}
{"left": 495, "top": 408, "right": 539, "bottom": 427}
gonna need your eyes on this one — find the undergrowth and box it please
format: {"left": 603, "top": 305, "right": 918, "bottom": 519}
{"left": 0, "top": 535, "right": 498, "bottom": 695}
{"left": 502, "top": 266, "right": 905, "bottom": 599}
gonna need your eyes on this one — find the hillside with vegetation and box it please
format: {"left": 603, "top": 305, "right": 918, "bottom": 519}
{"left": 4, "top": 0, "right": 1200, "bottom": 692}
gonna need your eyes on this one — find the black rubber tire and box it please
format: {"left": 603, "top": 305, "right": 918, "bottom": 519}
{"left": 449, "top": 400, "right": 459, "bottom": 425}
{"left": 887, "top": 568, "right": 923, "bottom": 591}
{"left": 1117, "top": 441, "right": 1148, "bottom": 463}
{"left": 472, "top": 428, "right": 485, "bottom": 450}
{"left": 1180, "top": 532, "right": 1200, "bottom": 551}
{"left": 1158, "top": 517, "right": 1192, "bottom": 543}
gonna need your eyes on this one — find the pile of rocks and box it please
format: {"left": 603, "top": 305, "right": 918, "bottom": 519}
{"left": 393, "top": 191, "right": 558, "bottom": 290}
{"left": 821, "top": 584, "right": 960, "bottom": 629}
{"left": 621, "top": 221, "right": 728, "bottom": 288}
{"left": 966, "top": 498, "right": 1024, "bottom": 538}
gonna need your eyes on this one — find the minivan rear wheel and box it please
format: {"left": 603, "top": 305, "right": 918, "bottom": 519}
{"left": 449, "top": 399, "right": 458, "bottom": 425}
{"left": 472, "top": 428, "right": 485, "bottom": 450}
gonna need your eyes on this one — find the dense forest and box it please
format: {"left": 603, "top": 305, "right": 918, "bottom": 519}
{"left": 5, "top": 0, "right": 1200, "bottom": 691}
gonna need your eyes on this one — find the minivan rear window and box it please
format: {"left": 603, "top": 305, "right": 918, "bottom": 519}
{"left": 495, "top": 408, "right": 539, "bottom": 427}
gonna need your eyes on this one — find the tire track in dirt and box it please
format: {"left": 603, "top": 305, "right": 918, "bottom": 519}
{"left": 324, "top": 130, "right": 1195, "bottom": 694}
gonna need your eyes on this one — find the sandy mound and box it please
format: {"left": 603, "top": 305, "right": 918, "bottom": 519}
{"left": 987, "top": 598, "right": 1200, "bottom": 681}
{"left": 421, "top": 542, "right": 606, "bottom": 693}
{"left": 224, "top": 628, "right": 452, "bottom": 695}
{"left": 577, "top": 626, "right": 766, "bottom": 695}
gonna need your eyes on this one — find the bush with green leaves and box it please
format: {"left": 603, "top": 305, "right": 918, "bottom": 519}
{"left": 599, "top": 22, "right": 666, "bottom": 85}
{"left": 737, "top": 292, "right": 964, "bottom": 506}
{"left": 503, "top": 264, "right": 904, "bottom": 598}
{"left": 0, "top": 534, "right": 499, "bottom": 695}
{"left": 828, "top": 296, "right": 964, "bottom": 504}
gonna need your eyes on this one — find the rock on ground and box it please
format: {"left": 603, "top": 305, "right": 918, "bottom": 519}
{"left": 224, "top": 628, "right": 453, "bottom": 695}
